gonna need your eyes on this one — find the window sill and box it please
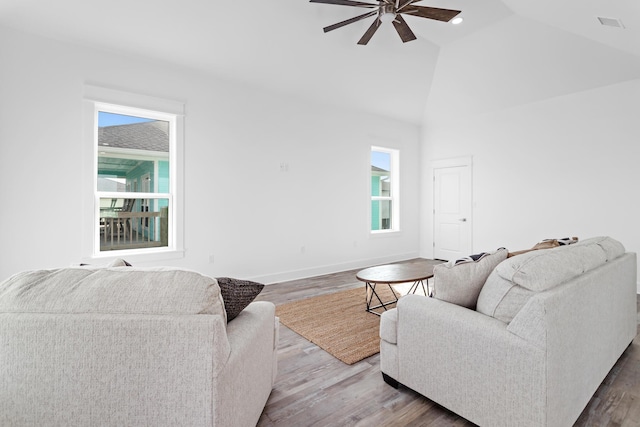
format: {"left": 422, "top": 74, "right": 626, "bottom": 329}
{"left": 83, "top": 248, "right": 185, "bottom": 265}
{"left": 370, "top": 229, "right": 402, "bottom": 237}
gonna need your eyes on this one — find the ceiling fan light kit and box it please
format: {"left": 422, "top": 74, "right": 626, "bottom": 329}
{"left": 310, "top": 0, "right": 462, "bottom": 45}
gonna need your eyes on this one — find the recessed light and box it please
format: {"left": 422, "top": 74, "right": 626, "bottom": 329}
{"left": 451, "top": 17, "right": 463, "bottom": 25}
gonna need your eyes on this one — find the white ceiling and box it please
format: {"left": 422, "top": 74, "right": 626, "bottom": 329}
{"left": 0, "top": 0, "right": 638, "bottom": 124}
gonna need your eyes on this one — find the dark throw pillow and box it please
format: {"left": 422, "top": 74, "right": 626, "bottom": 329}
{"left": 216, "top": 277, "right": 265, "bottom": 322}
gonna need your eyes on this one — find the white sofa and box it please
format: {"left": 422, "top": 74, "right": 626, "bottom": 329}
{"left": 380, "top": 236, "right": 637, "bottom": 427}
{"left": 0, "top": 266, "right": 278, "bottom": 427}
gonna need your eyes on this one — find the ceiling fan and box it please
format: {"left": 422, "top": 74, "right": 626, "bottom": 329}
{"left": 310, "top": 0, "right": 461, "bottom": 45}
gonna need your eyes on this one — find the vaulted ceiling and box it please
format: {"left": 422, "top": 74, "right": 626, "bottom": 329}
{"left": 0, "top": 0, "right": 638, "bottom": 124}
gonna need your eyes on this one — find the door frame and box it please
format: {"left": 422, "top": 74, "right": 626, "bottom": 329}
{"left": 431, "top": 156, "right": 473, "bottom": 260}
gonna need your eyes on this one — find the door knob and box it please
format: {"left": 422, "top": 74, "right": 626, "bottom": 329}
{"left": 459, "top": 218, "right": 467, "bottom": 222}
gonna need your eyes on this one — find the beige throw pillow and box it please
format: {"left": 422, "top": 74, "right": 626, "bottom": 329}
{"left": 432, "top": 248, "right": 508, "bottom": 309}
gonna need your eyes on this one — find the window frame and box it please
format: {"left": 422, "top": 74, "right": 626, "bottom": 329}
{"left": 370, "top": 146, "right": 400, "bottom": 234}
{"left": 82, "top": 85, "right": 185, "bottom": 262}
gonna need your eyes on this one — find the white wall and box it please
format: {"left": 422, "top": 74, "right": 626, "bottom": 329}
{"left": 419, "top": 15, "right": 640, "bottom": 289}
{"left": 421, "top": 79, "right": 640, "bottom": 256}
{"left": 0, "top": 25, "right": 421, "bottom": 283}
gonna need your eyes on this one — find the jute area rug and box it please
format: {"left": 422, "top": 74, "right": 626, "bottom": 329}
{"left": 275, "top": 285, "right": 399, "bottom": 365}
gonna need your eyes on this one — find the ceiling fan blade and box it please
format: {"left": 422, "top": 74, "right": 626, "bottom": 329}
{"left": 310, "top": 0, "right": 378, "bottom": 8}
{"left": 357, "top": 17, "right": 382, "bottom": 45}
{"left": 392, "top": 15, "right": 417, "bottom": 43}
{"left": 401, "top": 5, "right": 461, "bottom": 22}
{"left": 323, "top": 10, "right": 378, "bottom": 33}
{"left": 396, "top": 0, "right": 420, "bottom": 11}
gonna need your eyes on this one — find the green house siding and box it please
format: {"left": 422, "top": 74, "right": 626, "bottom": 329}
{"left": 371, "top": 176, "right": 381, "bottom": 230}
{"left": 158, "top": 161, "right": 169, "bottom": 194}
{"left": 371, "top": 201, "right": 381, "bottom": 230}
{"left": 157, "top": 161, "right": 170, "bottom": 241}
{"left": 157, "top": 161, "right": 170, "bottom": 224}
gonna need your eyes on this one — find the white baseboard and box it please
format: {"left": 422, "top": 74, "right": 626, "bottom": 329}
{"left": 249, "top": 251, "right": 421, "bottom": 285}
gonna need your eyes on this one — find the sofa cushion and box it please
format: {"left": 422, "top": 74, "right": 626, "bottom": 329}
{"left": 494, "top": 238, "right": 623, "bottom": 293}
{"left": 432, "top": 248, "right": 508, "bottom": 309}
{"left": 575, "top": 236, "right": 625, "bottom": 261}
{"left": 380, "top": 308, "right": 398, "bottom": 344}
{"left": 477, "top": 236, "right": 625, "bottom": 323}
{"left": 0, "top": 267, "right": 226, "bottom": 321}
{"left": 476, "top": 272, "right": 535, "bottom": 323}
{"left": 216, "top": 277, "right": 264, "bottom": 322}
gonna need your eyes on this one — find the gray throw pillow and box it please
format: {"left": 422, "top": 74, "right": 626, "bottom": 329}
{"left": 432, "top": 248, "right": 508, "bottom": 309}
{"left": 216, "top": 277, "right": 264, "bottom": 322}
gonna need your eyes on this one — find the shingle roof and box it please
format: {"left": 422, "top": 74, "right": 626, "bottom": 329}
{"left": 98, "top": 121, "right": 169, "bottom": 152}
{"left": 372, "top": 165, "right": 389, "bottom": 173}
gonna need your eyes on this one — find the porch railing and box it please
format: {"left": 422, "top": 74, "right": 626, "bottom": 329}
{"left": 100, "top": 208, "right": 168, "bottom": 251}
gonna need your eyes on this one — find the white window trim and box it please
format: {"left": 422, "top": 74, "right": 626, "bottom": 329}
{"left": 81, "top": 85, "right": 185, "bottom": 263}
{"left": 370, "top": 145, "right": 400, "bottom": 234}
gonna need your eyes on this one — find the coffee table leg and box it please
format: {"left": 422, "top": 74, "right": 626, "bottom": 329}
{"left": 366, "top": 282, "right": 385, "bottom": 313}
{"left": 408, "top": 279, "right": 431, "bottom": 297}
{"left": 408, "top": 280, "right": 417, "bottom": 294}
{"left": 366, "top": 282, "right": 399, "bottom": 315}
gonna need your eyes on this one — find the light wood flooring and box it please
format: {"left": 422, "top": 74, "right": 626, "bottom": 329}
{"left": 255, "top": 258, "right": 640, "bottom": 427}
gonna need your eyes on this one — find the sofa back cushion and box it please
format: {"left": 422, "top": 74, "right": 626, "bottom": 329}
{"left": 495, "top": 244, "right": 606, "bottom": 292}
{"left": 574, "top": 236, "right": 626, "bottom": 261}
{"left": 477, "top": 236, "right": 625, "bottom": 323}
{"left": 475, "top": 272, "right": 535, "bottom": 323}
{"left": 432, "top": 248, "right": 508, "bottom": 309}
{"left": 0, "top": 267, "right": 226, "bottom": 321}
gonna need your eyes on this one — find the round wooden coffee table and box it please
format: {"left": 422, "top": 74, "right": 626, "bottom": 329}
{"left": 356, "top": 263, "right": 435, "bottom": 315}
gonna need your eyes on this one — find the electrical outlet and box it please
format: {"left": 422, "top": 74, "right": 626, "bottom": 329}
{"left": 208, "top": 254, "right": 215, "bottom": 264}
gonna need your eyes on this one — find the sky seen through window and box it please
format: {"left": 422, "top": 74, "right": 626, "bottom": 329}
{"left": 98, "top": 112, "right": 153, "bottom": 127}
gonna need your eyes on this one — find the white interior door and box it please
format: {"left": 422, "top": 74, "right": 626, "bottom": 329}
{"left": 433, "top": 163, "right": 472, "bottom": 261}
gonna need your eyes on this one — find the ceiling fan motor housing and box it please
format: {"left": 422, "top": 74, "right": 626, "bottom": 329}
{"left": 379, "top": 4, "right": 397, "bottom": 22}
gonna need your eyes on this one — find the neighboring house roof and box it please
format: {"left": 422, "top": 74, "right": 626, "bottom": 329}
{"left": 372, "top": 166, "right": 388, "bottom": 173}
{"left": 97, "top": 177, "right": 126, "bottom": 192}
{"left": 98, "top": 121, "right": 169, "bottom": 152}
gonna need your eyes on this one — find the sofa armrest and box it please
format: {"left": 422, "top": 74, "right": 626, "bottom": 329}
{"left": 509, "top": 252, "right": 637, "bottom": 427}
{"left": 214, "top": 301, "right": 277, "bottom": 427}
{"left": 394, "top": 295, "right": 546, "bottom": 426}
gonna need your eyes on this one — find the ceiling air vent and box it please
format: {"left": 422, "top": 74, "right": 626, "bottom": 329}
{"left": 597, "top": 17, "right": 625, "bottom": 28}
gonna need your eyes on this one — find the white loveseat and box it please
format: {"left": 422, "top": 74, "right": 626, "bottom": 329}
{"left": 380, "top": 236, "right": 637, "bottom": 426}
{"left": 0, "top": 266, "right": 278, "bottom": 427}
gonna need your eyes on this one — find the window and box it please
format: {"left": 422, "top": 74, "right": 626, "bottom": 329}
{"left": 371, "top": 146, "right": 399, "bottom": 232}
{"left": 83, "top": 86, "right": 184, "bottom": 260}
